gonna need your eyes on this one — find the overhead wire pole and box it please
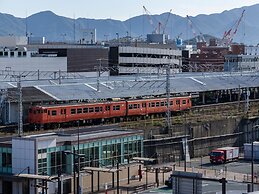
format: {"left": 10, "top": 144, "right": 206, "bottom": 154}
{"left": 17, "top": 75, "right": 23, "bottom": 137}
{"left": 165, "top": 64, "right": 171, "bottom": 134}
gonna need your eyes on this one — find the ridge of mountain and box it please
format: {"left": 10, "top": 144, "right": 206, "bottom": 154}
{"left": 0, "top": 4, "right": 259, "bottom": 45}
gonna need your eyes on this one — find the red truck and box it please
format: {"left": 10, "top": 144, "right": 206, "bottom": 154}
{"left": 209, "top": 147, "right": 239, "bottom": 164}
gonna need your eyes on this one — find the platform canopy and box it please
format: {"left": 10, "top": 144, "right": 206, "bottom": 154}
{"left": 83, "top": 167, "right": 120, "bottom": 173}
{"left": 132, "top": 157, "right": 156, "bottom": 162}
{"left": 15, "top": 173, "right": 53, "bottom": 181}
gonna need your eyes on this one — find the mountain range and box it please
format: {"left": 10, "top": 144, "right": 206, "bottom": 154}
{"left": 0, "top": 4, "right": 259, "bottom": 45}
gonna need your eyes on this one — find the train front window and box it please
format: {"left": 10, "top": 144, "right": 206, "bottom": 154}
{"left": 182, "top": 100, "right": 186, "bottom": 105}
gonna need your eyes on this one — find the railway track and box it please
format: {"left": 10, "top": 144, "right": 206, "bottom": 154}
{"left": 1, "top": 99, "right": 259, "bottom": 135}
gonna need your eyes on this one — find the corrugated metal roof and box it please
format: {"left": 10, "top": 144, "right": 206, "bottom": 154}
{"left": 1, "top": 71, "right": 259, "bottom": 101}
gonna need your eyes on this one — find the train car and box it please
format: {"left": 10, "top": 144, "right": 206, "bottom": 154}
{"left": 28, "top": 101, "right": 126, "bottom": 125}
{"left": 28, "top": 96, "right": 192, "bottom": 126}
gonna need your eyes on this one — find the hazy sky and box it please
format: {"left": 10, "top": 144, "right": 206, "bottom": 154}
{"left": 0, "top": 0, "right": 259, "bottom": 20}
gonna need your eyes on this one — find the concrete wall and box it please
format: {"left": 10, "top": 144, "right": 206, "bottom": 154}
{"left": 0, "top": 57, "right": 67, "bottom": 71}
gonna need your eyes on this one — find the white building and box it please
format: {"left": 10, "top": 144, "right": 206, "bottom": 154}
{"left": 0, "top": 49, "right": 67, "bottom": 72}
{"left": 245, "top": 45, "right": 259, "bottom": 55}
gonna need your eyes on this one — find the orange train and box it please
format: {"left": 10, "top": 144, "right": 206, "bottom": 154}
{"left": 28, "top": 96, "right": 192, "bottom": 125}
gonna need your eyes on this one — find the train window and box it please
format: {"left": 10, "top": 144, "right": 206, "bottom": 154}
{"left": 182, "top": 100, "right": 186, "bottom": 105}
{"left": 83, "top": 108, "right": 88, "bottom": 113}
{"left": 161, "top": 102, "right": 165, "bottom": 106}
{"left": 133, "top": 104, "right": 137, "bottom": 109}
{"left": 128, "top": 104, "right": 133, "bottom": 109}
{"left": 71, "top": 109, "right": 76, "bottom": 114}
{"left": 77, "top": 108, "right": 82, "bottom": 114}
{"left": 113, "top": 105, "right": 120, "bottom": 111}
{"left": 188, "top": 99, "right": 190, "bottom": 104}
{"left": 151, "top": 102, "right": 155, "bottom": 107}
{"left": 176, "top": 100, "right": 180, "bottom": 105}
{"left": 170, "top": 101, "right": 173, "bottom": 105}
{"left": 61, "top": 109, "right": 63, "bottom": 114}
{"left": 156, "top": 102, "right": 160, "bottom": 107}
{"left": 95, "top": 107, "right": 100, "bottom": 112}
{"left": 142, "top": 103, "right": 146, "bottom": 108}
{"left": 41, "top": 110, "right": 43, "bottom": 113}
{"left": 44, "top": 110, "right": 47, "bottom": 113}
{"left": 148, "top": 103, "right": 151, "bottom": 107}
{"left": 48, "top": 110, "right": 50, "bottom": 115}
{"left": 37, "top": 110, "right": 41, "bottom": 114}
{"left": 105, "top": 106, "right": 110, "bottom": 111}
{"left": 64, "top": 109, "right": 66, "bottom": 114}
{"left": 52, "top": 110, "right": 57, "bottom": 116}
{"left": 100, "top": 107, "right": 103, "bottom": 112}
{"left": 138, "top": 104, "right": 140, "bottom": 108}
{"left": 89, "top": 108, "right": 94, "bottom": 113}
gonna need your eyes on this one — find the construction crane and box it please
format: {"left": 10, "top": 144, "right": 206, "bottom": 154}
{"left": 143, "top": 6, "right": 172, "bottom": 35}
{"left": 187, "top": 15, "right": 206, "bottom": 43}
{"left": 143, "top": 6, "right": 159, "bottom": 34}
{"left": 162, "top": 9, "right": 172, "bottom": 34}
{"left": 221, "top": 9, "right": 245, "bottom": 47}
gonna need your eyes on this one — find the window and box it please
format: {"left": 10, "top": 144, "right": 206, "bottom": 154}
{"left": 105, "top": 106, "right": 110, "bottom": 111}
{"left": 48, "top": 110, "right": 50, "bottom": 115}
{"left": 18, "top": 51, "right": 21, "bottom": 57}
{"left": 89, "top": 107, "right": 94, "bottom": 112}
{"left": 142, "top": 103, "right": 146, "bottom": 108}
{"left": 129, "top": 104, "right": 133, "bottom": 109}
{"left": 156, "top": 102, "right": 160, "bottom": 107}
{"left": 100, "top": 107, "right": 103, "bottom": 112}
{"left": 161, "top": 102, "right": 165, "bottom": 106}
{"left": 2, "top": 153, "right": 12, "bottom": 167}
{"left": 10, "top": 52, "right": 14, "bottom": 57}
{"left": 71, "top": 109, "right": 76, "bottom": 114}
{"left": 44, "top": 109, "right": 47, "bottom": 113}
{"left": 151, "top": 102, "right": 155, "bottom": 107}
{"left": 182, "top": 100, "right": 186, "bottom": 105}
{"left": 95, "top": 107, "right": 100, "bottom": 112}
{"left": 0, "top": 51, "right": 3, "bottom": 56}
{"left": 52, "top": 110, "right": 57, "bottom": 116}
{"left": 113, "top": 105, "right": 120, "bottom": 111}
{"left": 176, "top": 100, "right": 180, "bottom": 105}
{"left": 61, "top": 109, "right": 63, "bottom": 115}
{"left": 77, "top": 108, "right": 82, "bottom": 114}
{"left": 133, "top": 104, "right": 137, "bottom": 109}
{"left": 29, "top": 109, "right": 32, "bottom": 113}
{"left": 83, "top": 107, "right": 88, "bottom": 113}
{"left": 170, "top": 101, "right": 173, "bottom": 105}
{"left": 4, "top": 52, "right": 8, "bottom": 56}
{"left": 23, "top": 51, "right": 27, "bottom": 56}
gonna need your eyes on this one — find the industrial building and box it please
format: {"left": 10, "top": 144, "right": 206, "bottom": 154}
{"left": 224, "top": 54, "right": 259, "bottom": 72}
{"left": 109, "top": 46, "right": 181, "bottom": 75}
{"left": 0, "top": 127, "right": 143, "bottom": 194}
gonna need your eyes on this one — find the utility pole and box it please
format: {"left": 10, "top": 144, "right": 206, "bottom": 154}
{"left": 165, "top": 64, "right": 171, "bottom": 134}
{"left": 96, "top": 59, "right": 102, "bottom": 92}
{"left": 17, "top": 76, "right": 23, "bottom": 137}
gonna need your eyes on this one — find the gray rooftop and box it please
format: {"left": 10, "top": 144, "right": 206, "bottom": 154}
{"left": 1, "top": 71, "right": 259, "bottom": 101}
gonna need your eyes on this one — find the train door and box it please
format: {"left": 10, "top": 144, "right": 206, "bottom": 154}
{"left": 105, "top": 104, "right": 111, "bottom": 118}
{"left": 60, "top": 108, "right": 67, "bottom": 122}
{"left": 176, "top": 99, "right": 181, "bottom": 111}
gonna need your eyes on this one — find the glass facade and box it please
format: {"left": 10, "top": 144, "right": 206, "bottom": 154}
{"left": 37, "top": 134, "right": 143, "bottom": 176}
{"left": 0, "top": 146, "right": 12, "bottom": 174}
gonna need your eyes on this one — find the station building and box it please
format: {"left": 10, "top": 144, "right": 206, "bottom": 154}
{"left": 0, "top": 127, "right": 143, "bottom": 194}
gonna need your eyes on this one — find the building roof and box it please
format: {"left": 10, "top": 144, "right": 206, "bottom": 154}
{"left": 1, "top": 71, "right": 259, "bottom": 102}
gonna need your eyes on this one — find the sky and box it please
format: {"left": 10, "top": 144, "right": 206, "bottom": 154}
{"left": 0, "top": 0, "right": 259, "bottom": 20}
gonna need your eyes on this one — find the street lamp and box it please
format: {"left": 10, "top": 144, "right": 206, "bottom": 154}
{"left": 63, "top": 150, "right": 85, "bottom": 194}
